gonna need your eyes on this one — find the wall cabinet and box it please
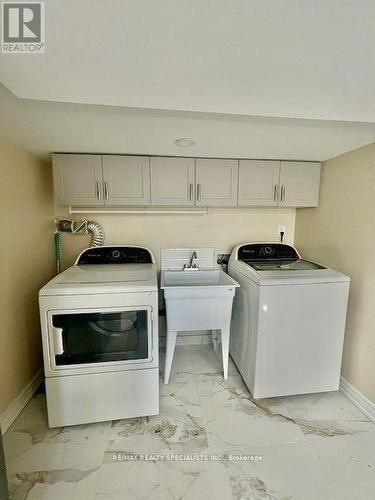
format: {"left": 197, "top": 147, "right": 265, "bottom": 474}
{"left": 53, "top": 154, "right": 151, "bottom": 206}
{"left": 238, "top": 160, "right": 320, "bottom": 208}
{"left": 238, "top": 160, "right": 280, "bottom": 207}
{"left": 151, "top": 157, "right": 238, "bottom": 207}
{"left": 53, "top": 154, "right": 103, "bottom": 206}
{"left": 102, "top": 156, "right": 150, "bottom": 206}
{"left": 195, "top": 159, "right": 238, "bottom": 207}
{"left": 150, "top": 157, "right": 195, "bottom": 206}
{"left": 53, "top": 154, "right": 321, "bottom": 209}
{"left": 279, "top": 162, "right": 320, "bottom": 207}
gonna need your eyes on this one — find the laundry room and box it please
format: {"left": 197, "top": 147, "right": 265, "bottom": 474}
{"left": 1, "top": 2, "right": 375, "bottom": 500}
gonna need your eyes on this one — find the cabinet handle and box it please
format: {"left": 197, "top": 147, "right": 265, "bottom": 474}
{"left": 96, "top": 181, "right": 101, "bottom": 200}
{"left": 273, "top": 185, "right": 278, "bottom": 202}
{"left": 189, "top": 183, "right": 193, "bottom": 201}
{"left": 104, "top": 181, "right": 109, "bottom": 201}
{"left": 197, "top": 183, "right": 201, "bottom": 202}
{"left": 281, "top": 185, "right": 285, "bottom": 202}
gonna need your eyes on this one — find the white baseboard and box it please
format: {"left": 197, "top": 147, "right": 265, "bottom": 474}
{"left": 340, "top": 376, "right": 375, "bottom": 423}
{"left": 0, "top": 370, "right": 43, "bottom": 435}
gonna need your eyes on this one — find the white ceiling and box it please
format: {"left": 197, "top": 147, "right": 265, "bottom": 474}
{"left": 1, "top": 84, "right": 375, "bottom": 161}
{"left": 1, "top": 0, "right": 375, "bottom": 122}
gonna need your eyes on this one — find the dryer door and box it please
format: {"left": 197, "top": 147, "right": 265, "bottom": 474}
{"left": 47, "top": 306, "right": 153, "bottom": 371}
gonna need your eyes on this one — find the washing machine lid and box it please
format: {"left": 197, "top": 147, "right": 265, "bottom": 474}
{"left": 230, "top": 243, "right": 350, "bottom": 285}
{"left": 244, "top": 266, "right": 349, "bottom": 285}
{"left": 39, "top": 263, "right": 158, "bottom": 295}
{"left": 40, "top": 246, "right": 158, "bottom": 296}
{"left": 245, "top": 258, "right": 325, "bottom": 272}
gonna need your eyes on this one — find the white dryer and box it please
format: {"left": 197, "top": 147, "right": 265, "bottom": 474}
{"left": 228, "top": 243, "right": 350, "bottom": 399}
{"left": 39, "top": 246, "right": 159, "bottom": 427}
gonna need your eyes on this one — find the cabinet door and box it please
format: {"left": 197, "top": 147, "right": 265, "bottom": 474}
{"left": 102, "top": 156, "right": 150, "bottom": 206}
{"left": 279, "top": 162, "right": 321, "bottom": 207}
{"left": 150, "top": 157, "right": 195, "bottom": 206}
{"left": 238, "top": 160, "right": 280, "bottom": 206}
{"left": 195, "top": 159, "right": 238, "bottom": 206}
{"left": 53, "top": 154, "right": 103, "bottom": 206}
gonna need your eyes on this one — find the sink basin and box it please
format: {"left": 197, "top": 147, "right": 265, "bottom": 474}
{"left": 161, "top": 269, "right": 238, "bottom": 289}
{"left": 160, "top": 268, "right": 239, "bottom": 328}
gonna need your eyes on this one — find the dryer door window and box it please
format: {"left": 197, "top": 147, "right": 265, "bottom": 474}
{"left": 49, "top": 308, "right": 150, "bottom": 366}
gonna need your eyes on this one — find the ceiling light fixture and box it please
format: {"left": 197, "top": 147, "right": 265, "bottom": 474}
{"left": 175, "top": 138, "right": 196, "bottom": 147}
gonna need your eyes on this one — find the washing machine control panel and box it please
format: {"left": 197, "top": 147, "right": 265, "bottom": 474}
{"left": 238, "top": 244, "right": 299, "bottom": 261}
{"left": 77, "top": 246, "right": 153, "bottom": 264}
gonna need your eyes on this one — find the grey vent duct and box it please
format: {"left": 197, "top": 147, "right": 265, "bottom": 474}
{"left": 56, "top": 219, "right": 105, "bottom": 247}
{"left": 86, "top": 220, "right": 105, "bottom": 247}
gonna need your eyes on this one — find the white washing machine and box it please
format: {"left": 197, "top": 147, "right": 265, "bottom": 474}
{"left": 228, "top": 243, "right": 350, "bottom": 399}
{"left": 39, "top": 246, "right": 159, "bottom": 427}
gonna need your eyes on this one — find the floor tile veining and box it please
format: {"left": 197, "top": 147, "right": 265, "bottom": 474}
{"left": 4, "top": 345, "right": 375, "bottom": 500}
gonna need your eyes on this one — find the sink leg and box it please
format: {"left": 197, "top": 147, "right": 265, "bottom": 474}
{"left": 212, "top": 330, "right": 219, "bottom": 352}
{"left": 221, "top": 328, "right": 230, "bottom": 379}
{"left": 164, "top": 330, "right": 178, "bottom": 384}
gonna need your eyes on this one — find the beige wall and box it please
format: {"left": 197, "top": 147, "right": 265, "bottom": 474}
{"left": 0, "top": 143, "right": 55, "bottom": 417}
{"left": 295, "top": 143, "right": 375, "bottom": 403}
{"left": 55, "top": 207, "right": 296, "bottom": 271}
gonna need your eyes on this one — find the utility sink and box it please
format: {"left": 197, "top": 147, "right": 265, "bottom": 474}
{"left": 161, "top": 269, "right": 238, "bottom": 291}
{"left": 161, "top": 269, "right": 240, "bottom": 384}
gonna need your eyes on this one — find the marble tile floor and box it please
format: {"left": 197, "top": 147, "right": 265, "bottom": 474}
{"left": 3, "top": 345, "right": 375, "bottom": 500}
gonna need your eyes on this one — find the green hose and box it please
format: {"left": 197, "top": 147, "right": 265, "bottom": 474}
{"left": 54, "top": 231, "right": 61, "bottom": 274}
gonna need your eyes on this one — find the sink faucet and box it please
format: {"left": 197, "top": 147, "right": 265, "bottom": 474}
{"left": 189, "top": 251, "right": 197, "bottom": 267}
{"left": 184, "top": 251, "right": 199, "bottom": 271}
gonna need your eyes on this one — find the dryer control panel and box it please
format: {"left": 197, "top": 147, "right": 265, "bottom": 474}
{"left": 238, "top": 244, "right": 299, "bottom": 261}
{"left": 77, "top": 246, "right": 153, "bottom": 264}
